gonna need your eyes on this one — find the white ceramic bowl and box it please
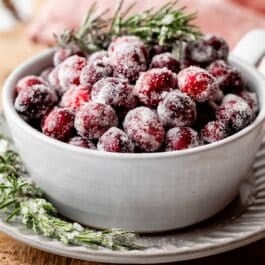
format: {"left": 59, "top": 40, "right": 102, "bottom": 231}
{"left": 2, "top": 30, "right": 265, "bottom": 232}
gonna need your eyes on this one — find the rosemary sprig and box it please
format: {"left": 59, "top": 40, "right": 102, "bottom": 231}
{"left": 0, "top": 138, "right": 141, "bottom": 250}
{"left": 55, "top": 0, "right": 201, "bottom": 53}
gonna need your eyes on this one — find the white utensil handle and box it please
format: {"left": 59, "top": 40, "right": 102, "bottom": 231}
{"left": 232, "top": 29, "right": 265, "bottom": 66}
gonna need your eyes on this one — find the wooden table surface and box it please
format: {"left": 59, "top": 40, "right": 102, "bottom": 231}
{"left": 1, "top": 15, "right": 265, "bottom": 265}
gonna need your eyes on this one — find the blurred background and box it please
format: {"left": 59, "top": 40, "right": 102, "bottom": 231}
{"left": 0, "top": 0, "right": 265, "bottom": 88}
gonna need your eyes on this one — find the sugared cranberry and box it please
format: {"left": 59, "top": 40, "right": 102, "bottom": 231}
{"left": 238, "top": 90, "right": 258, "bottom": 114}
{"left": 149, "top": 44, "right": 172, "bottom": 57}
{"left": 53, "top": 48, "right": 74, "bottom": 66}
{"left": 193, "top": 103, "right": 216, "bottom": 130}
{"left": 216, "top": 98, "right": 253, "bottom": 132}
{"left": 134, "top": 68, "right": 176, "bottom": 107}
{"left": 16, "top": 75, "right": 46, "bottom": 93}
{"left": 42, "top": 108, "right": 75, "bottom": 141}
{"left": 48, "top": 66, "right": 62, "bottom": 94}
{"left": 15, "top": 84, "right": 56, "bottom": 120}
{"left": 88, "top": 50, "right": 108, "bottom": 64}
{"left": 178, "top": 66, "right": 218, "bottom": 102}
{"left": 201, "top": 120, "right": 228, "bottom": 143}
{"left": 150, "top": 52, "right": 181, "bottom": 73}
{"left": 157, "top": 90, "right": 196, "bottom": 128}
{"left": 60, "top": 85, "right": 91, "bottom": 112}
{"left": 80, "top": 57, "right": 113, "bottom": 86}
{"left": 91, "top": 77, "right": 136, "bottom": 110}
{"left": 68, "top": 136, "right": 96, "bottom": 149}
{"left": 165, "top": 127, "right": 200, "bottom": 151}
{"left": 123, "top": 107, "right": 165, "bottom": 152}
{"left": 40, "top": 67, "right": 53, "bottom": 81}
{"left": 58, "top": 55, "right": 87, "bottom": 93}
{"left": 108, "top": 36, "right": 147, "bottom": 57}
{"left": 207, "top": 60, "right": 244, "bottom": 93}
{"left": 97, "top": 127, "right": 134, "bottom": 153}
{"left": 109, "top": 36, "right": 148, "bottom": 83}
{"left": 74, "top": 102, "right": 118, "bottom": 140}
{"left": 183, "top": 35, "right": 229, "bottom": 67}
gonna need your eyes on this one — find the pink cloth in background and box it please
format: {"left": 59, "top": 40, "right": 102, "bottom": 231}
{"left": 28, "top": 0, "right": 265, "bottom": 48}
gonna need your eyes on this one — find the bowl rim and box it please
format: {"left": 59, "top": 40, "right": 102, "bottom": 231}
{"left": 3, "top": 49, "right": 265, "bottom": 159}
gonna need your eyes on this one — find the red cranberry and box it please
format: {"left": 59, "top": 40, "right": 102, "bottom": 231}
{"left": 53, "top": 48, "right": 74, "bottom": 66}
{"left": 74, "top": 102, "right": 118, "bottom": 140}
{"left": 178, "top": 66, "right": 218, "bottom": 102}
{"left": 149, "top": 44, "right": 172, "bottom": 57}
{"left": 134, "top": 68, "right": 176, "bottom": 107}
{"left": 216, "top": 98, "right": 253, "bottom": 132}
{"left": 165, "top": 127, "right": 200, "bottom": 151}
{"left": 238, "top": 90, "right": 258, "bottom": 114}
{"left": 91, "top": 77, "right": 137, "bottom": 110}
{"left": 207, "top": 60, "right": 244, "bottom": 93}
{"left": 60, "top": 85, "right": 91, "bottom": 112}
{"left": 201, "top": 120, "right": 228, "bottom": 143}
{"left": 88, "top": 50, "right": 108, "bottom": 64}
{"left": 183, "top": 35, "right": 229, "bottom": 67}
{"left": 42, "top": 108, "right": 75, "bottom": 141}
{"left": 109, "top": 37, "right": 148, "bottom": 83}
{"left": 58, "top": 55, "right": 87, "bottom": 93}
{"left": 80, "top": 57, "right": 113, "bottom": 86}
{"left": 48, "top": 66, "right": 62, "bottom": 94}
{"left": 150, "top": 52, "right": 181, "bottom": 73}
{"left": 16, "top": 75, "right": 46, "bottom": 93}
{"left": 68, "top": 136, "right": 96, "bottom": 149}
{"left": 157, "top": 90, "right": 196, "bottom": 128}
{"left": 40, "top": 67, "right": 53, "bottom": 81}
{"left": 108, "top": 36, "right": 147, "bottom": 56}
{"left": 123, "top": 107, "right": 165, "bottom": 152}
{"left": 97, "top": 127, "right": 134, "bottom": 153}
{"left": 15, "top": 84, "right": 56, "bottom": 120}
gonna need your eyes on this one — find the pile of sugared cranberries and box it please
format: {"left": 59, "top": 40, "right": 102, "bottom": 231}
{"left": 14, "top": 34, "right": 259, "bottom": 153}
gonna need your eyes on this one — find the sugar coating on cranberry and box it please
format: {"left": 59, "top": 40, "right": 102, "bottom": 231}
{"left": 165, "top": 127, "right": 200, "bottom": 151}
{"left": 108, "top": 36, "right": 145, "bottom": 55}
{"left": 42, "top": 108, "right": 75, "bottom": 141}
{"left": 40, "top": 67, "right": 53, "bottom": 81}
{"left": 60, "top": 85, "right": 91, "bottom": 112}
{"left": 150, "top": 52, "right": 181, "bottom": 73}
{"left": 16, "top": 75, "right": 46, "bottom": 93}
{"left": 53, "top": 48, "right": 74, "bottom": 66}
{"left": 109, "top": 37, "right": 148, "bottom": 83}
{"left": 97, "top": 127, "right": 134, "bottom": 153}
{"left": 15, "top": 84, "right": 56, "bottom": 120}
{"left": 80, "top": 57, "right": 113, "bottom": 86}
{"left": 207, "top": 60, "right": 244, "bottom": 92}
{"left": 134, "top": 68, "right": 176, "bottom": 107}
{"left": 123, "top": 107, "right": 165, "bottom": 152}
{"left": 48, "top": 66, "right": 62, "bottom": 93}
{"left": 91, "top": 77, "right": 136, "bottom": 109}
{"left": 157, "top": 90, "right": 196, "bottom": 128}
{"left": 58, "top": 55, "right": 87, "bottom": 93}
{"left": 201, "top": 120, "right": 228, "bottom": 143}
{"left": 183, "top": 35, "right": 229, "bottom": 67}
{"left": 68, "top": 136, "right": 96, "bottom": 149}
{"left": 238, "top": 90, "right": 258, "bottom": 113}
{"left": 75, "top": 102, "right": 118, "bottom": 140}
{"left": 216, "top": 99, "right": 253, "bottom": 132}
{"left": 88, "top": 50, "right": 108, "bottom": 64}
{"left": 178, "top": 66, "right": 218, "bottom": 102}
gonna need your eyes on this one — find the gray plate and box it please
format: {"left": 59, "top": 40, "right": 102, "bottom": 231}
{"left": 1, "top": 115, "right": 265, "bottom": 264}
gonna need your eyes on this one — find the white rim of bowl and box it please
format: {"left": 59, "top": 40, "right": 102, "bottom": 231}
{"left": 2, "top": 49, "right": 265, "bottom": 159}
